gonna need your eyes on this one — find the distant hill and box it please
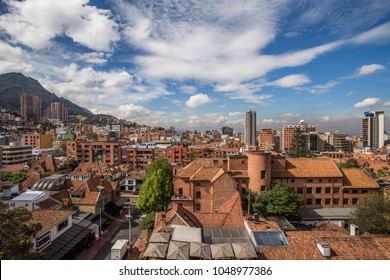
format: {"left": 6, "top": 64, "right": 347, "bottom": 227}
{"left": 0, "top": 72, "right": 93, "bottom": 116}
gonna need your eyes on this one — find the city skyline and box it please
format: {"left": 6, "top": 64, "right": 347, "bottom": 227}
{"left": 1, "top": 1, "right": 390, "bottom": 134}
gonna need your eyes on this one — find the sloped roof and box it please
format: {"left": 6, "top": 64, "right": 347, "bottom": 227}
{"left": 190, "top": 166, "right": 224, "bottom": 182}
{"left": 341, "top": 168, "right": 379, "bottom": 189}
{"left": 154, "top": 204, "right": 203, "bottom": 232}
{"left": 177, "top": 159, "right": 217, "bottom": 178}
{"left": 272, "top": 158, "right": 343, "bottom": 178}
{"left": 194, "top": 192, "right": 244, "bottom": 228}
{"left": 259, "top": 225, "right": 390, "bottom": 260}
{"left": 30, "top": 209, "right": 72, "bottom": 236}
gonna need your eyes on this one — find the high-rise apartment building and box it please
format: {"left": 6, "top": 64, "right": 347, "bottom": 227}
{"left": 282, "top": 120, "right": 316, "bottom": 151}
{"left": 20, "top": 93, "right": 41, "bottom": 118}
{"left": 221, "top": 126, "right": 233, "bottom": 137}
{"left": 257, "top": 128, "right": 274, "bottom": 150}
{"left": 362, "top": 111, "right": 385, "bottom": 149}
{"left": 44, "top": 102, "right": 68, "bottom": 123}
{"left": 243, "top": 110, "right": 256, "bottom": 146}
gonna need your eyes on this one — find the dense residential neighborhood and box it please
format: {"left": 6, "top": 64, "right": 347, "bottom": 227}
{"left": 0, "top": 90, "right": 389, "bottom": 260}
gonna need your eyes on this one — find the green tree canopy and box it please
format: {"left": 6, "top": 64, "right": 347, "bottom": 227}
{"left": 0, "top": 171, "right": 30, "bottom": 183}
{"left": 350, "top": 193, "right": 390, "bottom": 234}
{"left": 0, "top": 202, "right": 44, "bottom": 259}
{"left": 253, "top": 181, "right": 303, "bottom": 220}
{"left": 286, "top": 128, "right": 311, "bottom": 158}
{"left": 338, "top": 158, "right": 359, "bottom": 169}
{"left": 139, "top": 212, "right": 156, "bottom": 231}
{"left": 136, "top": 157, "right": 173, "bottom": 213}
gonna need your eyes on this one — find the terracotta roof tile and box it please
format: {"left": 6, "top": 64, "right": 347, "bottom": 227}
{"left": 341, "top": 168, "right": 379, "bottom": 189}
{"left": 260, "top": 226, "right": 390, "bottom": 260}
{"left": 30, "top": 209, "right": 72, "bottom": 236}
{"left": 272, "top": 158, "right": 343, "bottom": 178}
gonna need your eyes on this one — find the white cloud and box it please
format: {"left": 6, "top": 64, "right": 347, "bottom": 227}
{"left": 228, "top": 112, "right": 242, "bottom": 117}
{"left": 281, "top": 113, "right": 300, "bottom": 118}
{"left": 0, "top": 0, "right": 120, "bottom": 51}
{"left": 353, "top": 97, "right": 380, "bottom": 108}
{"left": 0, "top": 41, "right": 34, "bottom": 73}
{"left": 383, "top": 101, "right": 390, "bottom": 106}
{"left": 75, "top": 52, "right": 111, "bottom": 64}
{"left": 179, "top": 85, "right": 197, "bottom": 94}
{"left": 262, "top": 119, "right": 282, "bottom": 124}
{"left": 347, "top": 91, "right": 353, "bottom": 96}
{"left": 357, "top": 64, "right": 385, "bottom": 76}
{"left": 306, "top": 81, "right": 339, "bottom": 94}
{"left": 321, "top": 116, "right": 330, "bottom": 122}
{"left": 185, "top": 93, "right": 212, "bottom": 108}
{"left": 268, "top": 74, "right": 310, "bottom": 88}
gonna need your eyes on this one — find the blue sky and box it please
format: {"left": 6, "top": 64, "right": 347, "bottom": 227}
{"left": 0, "top": 0, "right": 390, "bottom": 134}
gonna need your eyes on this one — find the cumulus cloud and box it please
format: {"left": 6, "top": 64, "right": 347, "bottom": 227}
{"left": 0, "top": 0, "right": 120, "bottom": 51}
{"left": 185, "top": 93, "right": 212, "bottom": 108}
{"left": 179, "top": 85, "right": 197, "bottom": 94}
{"left": 262, "top": 119, "right": 282, "bottom": 124}
{"left": 356, "top": 64, "right": 385, "bottom": 76}
{"left": 306, "top": 81, "right": 339, "bottom": 94}
{"left": 383, "top": 101, "right": 390, "bottom": 106}
{"left": 353, "top": 97, "right": 380, "bottom": 108}
{"left": 228, "top": 112, "right": 242, "bottom": 117}
{"left": 321, "top": 116, "right": 331, "bottom": 122}
{"left": 281, "top": 113, "right": 300, "bottom": 118}
{"left": 268, "top": 74, "right": 310, "bottom": 88}
{"left": 75, "top": 52, "right": 111, "bottom": 64}
{"left": 0, "top": 41, "right": 34, "bottom": 73}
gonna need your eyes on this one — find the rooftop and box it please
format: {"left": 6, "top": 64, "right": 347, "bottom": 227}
{"left": 30, "top": 209, "right": 72, "bottom": 236}
{"left": 341, "top": 168, "right": 379, "bottom": 189}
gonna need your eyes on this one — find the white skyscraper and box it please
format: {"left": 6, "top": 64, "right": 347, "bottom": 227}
{"left": 362, "top": 111, "right": 385, "bottom": 149}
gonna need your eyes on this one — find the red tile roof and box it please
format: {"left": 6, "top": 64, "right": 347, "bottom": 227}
{"left": 341, "top": 168, "right": 379, "bottom": 189}
{"left": 272, "top": 158, "right": 343, "bottom": 178}
{"left": 30, "top": 209, "right": 72, "bottom": 236}
{"left": 259, "top": 224, "right": 390, "bottom": 260}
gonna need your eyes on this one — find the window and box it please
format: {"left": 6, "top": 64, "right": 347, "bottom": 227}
{"left": 261, "top": 170, "right": 266, "bottom": 179}
{"left": 242, "top": 179, "right": 246, "bottom": 184}
{"left": 36, "top": 231, "right": 51, "bottom": 251}
{"left": 196, "top": 182, "right": 201, "bottom": 186}
{"left": 352, "top": 190, "right": 359, "bottom": 194}
{"left": 334, "top": 187, "right": 340, "bottom": 193}
{"left": 328, "top": 179, "right": 331, "bottom": 183}
{"left": 362, "top": 190, "right": 367, "bottom": 194}
{"left": 195, "top": 203, "right": 201, "bottom": 211}
{"left": 307, "top": 179, "right": 313, "bottom": 183}
{"left": 319, "top": 179, "right": 322, "bottom": 183}
{"left": 343, "top": 198, "right": 349, "bottom": 205}
{"left": 352, "top": 198, "right": 358, "bottom": 205}
{"left": 325, "top": 187, "right": 331, "bottom": 194}
{"left": 334, "top": 198, "right": 339, "bottom": 205}
{"left": 306, "top": 187, "right": 312, "bottom": 194}
{"left": 196, "top": 191, "right": 201, "bottom": 199}
{"left": 325, "top": 198, "right": 331, "bottom": 205}
{"left": 316, "top": 199, "right": 322, "bottom": 205}
{"left": 306, "top": 199, "right": 312, "bottom": 205}
{"left": 57, "top": 219, "right": 68, "bottom": 232}
{"left": 316, "top": 187, "right": 322, "bottom": 194}
{"left": 297, "top": 187, "right": 303, "bottom": 194}
{"left": 242, "top": 188, "right": 246, "bottom": 195}
{"left": 343, "top": 189, "right": 349, "bottom": 194}
{"left": 333, "top": 179, "right": 338, "bottom": 183}
{"left": 178, "top": 188, "right": 183, "bottom": 197}
{"left": 261, "top": 185, "right": 266, "bottom": 192}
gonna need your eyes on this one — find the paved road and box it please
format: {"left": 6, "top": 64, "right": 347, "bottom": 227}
{"left": 94, "top": 208, "right": 141, "bottom": 260}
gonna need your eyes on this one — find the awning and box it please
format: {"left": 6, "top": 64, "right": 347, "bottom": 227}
{"left": 167, "top": 241, "right": 190, "bottom": 260}
{"left": 210, "top": 243, "right": 234, "bottom": 259}
{"left": 149, "top": 232, "right": 171, "bottom": 243}
{"left": 43, "top": 219, "right": 98, "bottom": 260}
{"left": 189, "top": 242, "right": 211, "bottom": 260}
{"left": 232, "top": 243, "right": 258, "bottom": 259}
{"left": 143, "top": 243, "right": 168, "bottom": 259}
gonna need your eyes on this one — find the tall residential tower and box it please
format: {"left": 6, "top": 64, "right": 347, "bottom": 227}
{"left": 362, "top": 111, "right": 385, "bottom": 149}
{"left": 243, "top": 110, "right": 256, "bottom": 146}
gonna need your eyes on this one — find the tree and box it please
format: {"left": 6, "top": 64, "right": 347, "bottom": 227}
{"left": 0, "top": 202, "right": 44, "bottom": 259}
{"left": 0, "top": 171, "right": 30, "bottom": 183}
{"left": 65, "top": 158, "right": 79, "bottom": 171}
{"left": 253, "top": 181, "right": 303, "bottom": 220}
{"left": 286, "top": 128, "right": 311, "bottom": 158}
{"left": 338, "top": 158, "right": 359, "bottom": 169}
{"left": 350, "top": 193, "right": 390, "bottom": 234}
{"left": 139, "top": 212, "right": 156, "bottom": 231}
{"left": 374, "top": 167, "right": 390, "bottom": 179}
{"left": 136, "top": 157, "right": 173, "bottom": 213}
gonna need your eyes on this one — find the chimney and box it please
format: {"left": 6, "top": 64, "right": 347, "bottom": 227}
{"left": 350, "top": 224, "right": 360, "bottom": 236}
{"left": 316, "top": 241, "right": 331, "bottom": 258}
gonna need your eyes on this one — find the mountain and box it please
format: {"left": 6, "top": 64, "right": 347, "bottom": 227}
{"left": 0, "top": 72, "right": 93, "bottom": 116}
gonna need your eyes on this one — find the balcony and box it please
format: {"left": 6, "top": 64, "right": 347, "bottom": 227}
{"left": 172, "top": 195, "right": 192, "bottom": 201}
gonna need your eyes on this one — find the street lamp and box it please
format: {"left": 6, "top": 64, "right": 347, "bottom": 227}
{"left": 97, "top": 185, "right": 105, "bottom": 237}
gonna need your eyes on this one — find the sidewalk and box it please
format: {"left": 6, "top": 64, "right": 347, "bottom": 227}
{"left": 75, "top": 210, "right": 127, "bottom": 260}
